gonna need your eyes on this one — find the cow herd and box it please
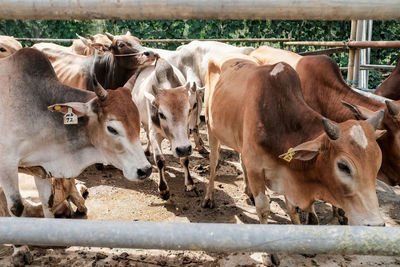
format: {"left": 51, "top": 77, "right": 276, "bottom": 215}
{"left": 0, "top": 33, "right": 399, "bottom": 265}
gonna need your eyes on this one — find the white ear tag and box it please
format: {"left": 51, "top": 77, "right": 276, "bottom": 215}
{"left": 64, "top": 108, "right": 78, "bottom": 125}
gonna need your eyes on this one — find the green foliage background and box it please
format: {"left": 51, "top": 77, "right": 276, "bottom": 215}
{"left": 0, "top": 20, "right": 399, "bottom": 88}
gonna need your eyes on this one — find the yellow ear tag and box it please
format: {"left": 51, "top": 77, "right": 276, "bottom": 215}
{"left": 281, "top": 148, "right": 295, "bottom": 162}
{"left": 54, "top": 105, "right": 61, "bottom": 111}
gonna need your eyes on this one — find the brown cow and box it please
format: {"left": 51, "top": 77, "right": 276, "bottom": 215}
{"left": 203, "top": 54, "right": 385, "bottom": 226}
{"left": 251, "top": 46, "right": 400, "bottom": 187}
{"left": 0, "top": 35, "right": 22, "bottom": 58}
{"left": 374, "top": 56, "right": 400, "bottom": 100}
{"left": 33, "top": 32, "right": 158, "bottom": 91}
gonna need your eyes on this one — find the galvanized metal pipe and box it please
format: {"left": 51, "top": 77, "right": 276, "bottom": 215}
{"left": 0, "top": 0, "right": 400, "bottom": 20}
{"left": 14, "top": 37, "right": 291, "bottom": 44}
{"left": 284, "top": 40, "right": 400, "bottom": 49}
{"left": 0, "top": 218, "right": 399, "bottom": 255}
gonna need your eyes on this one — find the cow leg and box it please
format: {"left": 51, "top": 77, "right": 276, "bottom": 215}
{"left": 180, "top": 157, "right": 198, "bottom": 195}
{"left": 192, "top": 127, "right": 208, "bottom": 155}
{"left": 34, "top": 176, "right": 55, "bottom": 218}
{"left": 21, "top": 199, "right": 44, "bottom": 217}
{"left": 247, "top": 169, "right": 270, "bottom": 224}
{"left": 306, "top": 204, "right": 319, "bottom": 225}
{"left": 0, "top": 167, "right": 24, "bottom": 217}
{"left": 144, "top": 130, "right": 151, "bottom": 157}
{"left": 12, "top": 245, "right": 33, "bottom": 267}
{"left": 332, "top": 206, "right": 348, "bottom": 225}
{"left": 150, "top": 133, "right": 170, "bottom": 200}
{"left": 201, "top": 132, "right": 220, "bottom": 209}
{"left": 240, "top": 154, "right": 254, "bottom": 205}
{"left": 68, "top": 181, "right": 88, "bottom": 214}
{"left": 285, "top": 196, "right": 301, "bottom": 224}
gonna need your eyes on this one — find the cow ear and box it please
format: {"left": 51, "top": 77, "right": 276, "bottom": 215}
{"left": 144, "top": 91, "right": 157, "bottom": 106}
{"left": 375, "top": 129, "right": 387, "bottom": 139}
{"left": 48, "top": 102, "right": 92, "bottom": 117}
{"left": 76, "top": 34, "right": 90, "bottom": 47}
{"left": 279, "top": 139, "right": 321, "bottom": 162}
{"left": 88, "top": 34, "right": 95, "bottom": 42}
{"left": 180, "top": 81, "right": 190, "bottom": 92}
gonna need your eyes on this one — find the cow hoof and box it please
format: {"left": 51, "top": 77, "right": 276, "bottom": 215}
{"left": 159, "top": 190, "right": 170, "bottom": 200}
{"left": 185, "top": 185, "right": 199, "bottom": 196}
{"left": 198, "top": 148, "right": 209, "bottom": 157}
{"left": 12, "top": 246, "right": 33, "bottom": 267}
{"left": 201, "top": 198, "right": 215, "bottom": 209}
{"left": 95, "top": 163, "right": 104, "bottom": 171}
{"left": 270, "top": 253, "right": 280, "bottom": 266}
{"left": 307, "top": 212, "right": 319, "bottom": 225}
{"left": 10, "top": 199, "right": 24, "bottom": 217}
{"left": 74, "top": 209, "right": 88, "bottom": 217}
{"left": 248, "top": 195, "right": 255, "bottom": 206}
{"left": 338, "top": 215, "right": 348, "bottom": 225}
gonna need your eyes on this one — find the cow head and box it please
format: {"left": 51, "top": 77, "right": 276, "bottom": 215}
{"left": 342, "top": 100, "right": 400, "bottom": 186}
{"left": 144, "top": 82, "right": 193, "bottom": 158}
{"left": 76, "top": 33, "right": 111, "bottom": 55}
{"left": 0, "top": 36, "right": 22, "bottom": 58}
{"left": 49, "top": 76, "right": 152, "bottom": 181}
{"left": 105, "top": 31, "right": 159, "bottom": 70}
{"left": 280, "top": 114, "right": 386, "bottom": 226}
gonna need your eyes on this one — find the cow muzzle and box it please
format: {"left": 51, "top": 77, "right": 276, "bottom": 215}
{"left": 175, "top": 145, "right": 192, "bottom": 157}
{"left": 136, "top": 165, "right": 152, "bottom": 180}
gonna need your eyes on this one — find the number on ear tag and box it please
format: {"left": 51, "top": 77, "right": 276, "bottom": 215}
{"left": 64, "top": 108, "right": 78, "bottom": 125}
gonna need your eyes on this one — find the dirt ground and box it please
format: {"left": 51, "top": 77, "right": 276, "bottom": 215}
{"left": 0, "top": 124, "right": 400, "bottom": 267}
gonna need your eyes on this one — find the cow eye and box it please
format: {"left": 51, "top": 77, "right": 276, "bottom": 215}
{"left": 107, "top": 126, "right": 119, "bottom": 135}
{"left": 118, "top": 43, "right": 125, "bottom": 48}
{"left": 0, "top": 47, "right": 6, "bottom": 52}
{"left": 337, "top": 162, "right": 351, "bottom": 175}
{"left": 158, "top": 112, "right": 166, "bottom": 120}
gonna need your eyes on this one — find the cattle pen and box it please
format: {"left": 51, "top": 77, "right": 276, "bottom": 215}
{"left": 1, "top": 0, "right": 400, "bottom": 266}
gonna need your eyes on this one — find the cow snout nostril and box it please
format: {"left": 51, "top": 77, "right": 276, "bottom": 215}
{"left": 137, "top": 165, "right": 152, "bottom": 179}
{"left": 176, "top": 145, "right": 192, "bottom": 157}
{"left": 144, "top": 51, "right": 154, "bottom": 57}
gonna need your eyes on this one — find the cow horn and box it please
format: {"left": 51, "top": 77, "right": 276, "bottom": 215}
{"left": 105, "top": 32, "right": 114, "bottom": 41}
{"left": 352, "top": 88, "right": 392, "bottom": 103}
{"left": 92, "top": 74, "right": 108, "bottom": 101}
{"left": 367, "top": 110, "right": 385, "bottom": 130}
{"left": 322, "top": 118, "right": 340, "bottom": 140}
{"left": 385, "top": 100, "right": 400, "bottom": 116}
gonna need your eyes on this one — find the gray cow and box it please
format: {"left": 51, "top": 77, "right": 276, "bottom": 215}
{"left": 0, "top": 48, "right": 152, "bottom": 265}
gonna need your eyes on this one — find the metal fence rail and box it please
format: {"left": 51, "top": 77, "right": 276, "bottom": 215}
{"left": 284, "top": 40, "right": 400, "bottom": 49}
{"left": 1, "top": 0, "right": 400, "bottom": 20}
{"left": 0, "top": 218, "right": 399, "bottom": 255}
{"left": 14, "top": 37, "right": 292, "bottom": 44}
